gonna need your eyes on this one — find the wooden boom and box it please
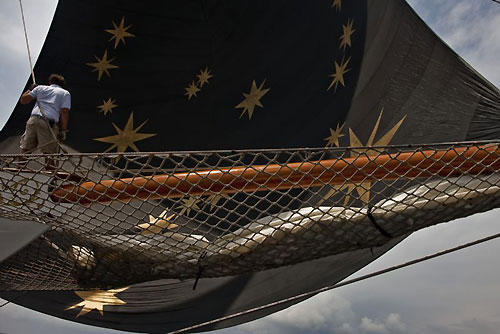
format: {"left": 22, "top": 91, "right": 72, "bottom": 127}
{"left": 50, "top": 145, "right": 500, "bottom": 205}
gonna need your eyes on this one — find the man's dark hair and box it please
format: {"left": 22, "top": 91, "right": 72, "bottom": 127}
{"left": 49, "top": 74, "right": 65, "bottom": 88}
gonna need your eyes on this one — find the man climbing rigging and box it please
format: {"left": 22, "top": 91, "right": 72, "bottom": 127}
{"left": 19, "top": 74, "right": 70, "bottom": 155}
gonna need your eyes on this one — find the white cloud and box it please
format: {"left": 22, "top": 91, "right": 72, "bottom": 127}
{"left": 219, "top": 292, "right": 356, "bottom": 333}
{"left": 338, "top": 322, "right": 355, "bottom": 333}
{"left": 268, "top": 291, "right": 355, "bottom": 329}
{"left": 407, "top": 0, "right": 500, "bottom": 87}
{"left": 0, "top": 17, "right": 26, "bottom": 58}
{"left": 385, "top": 314, "right": 407, "bottom": 332}
{"left": 360, "top": 317, "right": 388, "bottom": 334}
{"left": 216, "top": 292, "right": 407, "bottom": 334}
{"left": 359, "top": 314, "right": 407, "bottom": 334}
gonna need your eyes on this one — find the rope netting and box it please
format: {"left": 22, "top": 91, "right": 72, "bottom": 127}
{"left": 1, "top": 141, "right": 500, "bottom": 291}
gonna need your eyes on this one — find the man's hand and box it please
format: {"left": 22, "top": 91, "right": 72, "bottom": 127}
{"left": 58, "top": 129, "right": 68, "bottom": 142}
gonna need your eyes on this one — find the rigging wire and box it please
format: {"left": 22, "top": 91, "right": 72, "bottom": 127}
{"left": 17, "top": 0, "right": 67, "bottom": 154}
{"left": 18, "top": 0, "right": 35, "bottom": 85}
{"left": 168, "top": 230, "right": 500, "bottom": 334}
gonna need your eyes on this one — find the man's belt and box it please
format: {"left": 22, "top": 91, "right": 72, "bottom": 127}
{"left": 31, "top": 114, "right": 59, "bottom": 127}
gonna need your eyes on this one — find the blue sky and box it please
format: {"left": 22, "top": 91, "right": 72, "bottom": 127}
{"left": 1, "top": 1, "right": 500, "bottom": 333}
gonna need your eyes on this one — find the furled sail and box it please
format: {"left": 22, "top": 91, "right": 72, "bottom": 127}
{"left": 1, "top": 0, "right": 499, "bottom": 333}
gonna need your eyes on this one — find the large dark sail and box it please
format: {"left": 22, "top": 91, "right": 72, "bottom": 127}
{"left": 1, "top": 0, "right": 499, "bottom": 333}
{"left": 1, "top": 0, "right": 367, "bottom": 151}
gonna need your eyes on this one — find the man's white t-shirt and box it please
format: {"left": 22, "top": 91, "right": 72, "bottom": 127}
{"left": 29, "top": 84, "right": 71, "bottom": 122}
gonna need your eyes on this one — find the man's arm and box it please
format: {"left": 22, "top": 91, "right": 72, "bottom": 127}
{"left": 60, "top": 108, "right": 69, "bottom": 130}
{"left": 20, "top": 91, "right": 35, "bottom": 105}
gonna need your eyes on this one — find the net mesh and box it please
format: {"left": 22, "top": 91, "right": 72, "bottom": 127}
{"left": 1, "top": 141, "right": 500, "bottom": 291}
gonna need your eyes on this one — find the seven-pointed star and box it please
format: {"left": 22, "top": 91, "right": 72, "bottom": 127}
{"left": 66, "top": 287, "right": 129, "bottom": 318}
{"left": 105, "top": 17, "right": 135, "bottom": 49}
{"left": 328, "top": 57, "right": 351, "bottom": 92}
{"left": 86, "top": 50, "right": 119, "bottom": 81}
{"left": 98, "top": 98, "right": 118, "bottom": 115}
{"left": 324, "top": 123, "right": 345, "bottom": 147}
{"left": 185, "top": 81, "right": 200, "bottom": 100}
{"left": 235, "top": 80, "right": 270, "bottom": 120}
{"left": 93, "top": 112, "right": 156, "bottom": 153}
{"left": 197, "top": 68, "right": 213, "bottom": 88}
{"left": 332, "top": 0, "right": 342, "bottom": 11}
{"left": 339, "top": 19, "right": 355, "bottom": 51}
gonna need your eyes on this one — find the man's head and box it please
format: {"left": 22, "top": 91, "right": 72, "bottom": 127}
{"left": 49, "top": 74, "right": 65, "bottom": 88}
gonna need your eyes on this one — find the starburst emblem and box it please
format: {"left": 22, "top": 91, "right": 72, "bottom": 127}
{"left": 332, "top": 0, "right": 342, "bottom": 11}
{"left": 321, "top": 109, "right": 407, "bottom": 205}
{"left": 94, "top": 112, "right": 156, "bottom": 153}
{"left": 138, "top": 210, "right": 178, "bottom": 235}
{"left": 339, "top": 19, "right": 355, "bottom": 51}
{"left": 66, "top": 287, "right": 128, "bottom": 318}
{"left": 105, "top": 17, "right": 135, "bottom": 49}
{"left": 175, "top": 197, "right": 201, "bottom": 216}
{"left": 86, "top": 50, "right": 119, "bottom": 81}
{"left": 324, "top": 123, "right": 345, "bottom": 147}
{"left": 328, "top": 57, "right": 351, "bottom": 92}
{"left": 197, "top": 68, "right": 213, "bottom": 88}
{"left": 185, "top": 81, "right": 200, "bottom": 100}
{"left": 98, "top": 98, "right": 117, "bottom": 115}
{"left": 235, "top": 80, "right": 270, "bottom": 120}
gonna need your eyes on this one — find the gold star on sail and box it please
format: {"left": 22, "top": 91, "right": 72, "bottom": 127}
{"left": 105, "top": 17, "right": 135, "bottom": 49}
{"left": 138, "top": 210, "right": 178, "bottom": 235}
{"left": 332, "top": 0, "right": 342, "bottom": 11}
{"left": 98, "top": 98, "right": 117, "bottom": 115}
{"left": 185, "top": 81, "right": 200, "bottom": 100}
{"left": 328, "top": 57, "right": 351, "bottom": 92}
{"left": 94, "top": 112, "right": 156, "bottom": 153}
{"left": 324, "top": 123, "right": 345, "bottom": 147}
{"left": 197, "top": 68, "right": 213, "bottom": 88}
{"left": 339, "top": 19, "right": 355, "bottom": 51}
{"left": 66, "top": 287, "right": 128, "bottom": 318}
{"left": 344, "top": 109, "right": 406, "bottom": 205}
{"left": 349, "top": 109, "right": 407, "bottom": 157}
{"left": 175, "top": 197, "right": 201, "bottom": 216}
{"left": 235, "top": 80, "right": 270, "bottom": 120}
{"left": 86, "top": 50, "right": 119, "bottom": 81}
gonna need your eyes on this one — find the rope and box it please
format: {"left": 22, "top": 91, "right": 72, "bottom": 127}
{"left": 18, "top": 0, "right": 67, "bottom": 155}
{"left": 168, "top": 230, "right": 500, "bottom": 334}
{"left": 18, "top": 0, "right": 35, "bottom": 84}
